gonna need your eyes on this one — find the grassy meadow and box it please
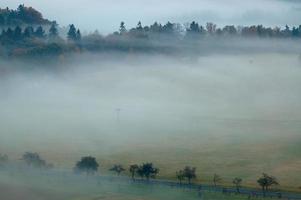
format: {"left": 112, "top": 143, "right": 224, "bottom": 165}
{"left": 0, "top": 53, "right": 301, "bottom": 191}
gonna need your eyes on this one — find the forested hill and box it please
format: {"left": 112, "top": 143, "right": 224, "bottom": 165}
{"left": 0, "top": 4, "right": 52, "bottom": 26}
{"left": 0, "top": 5, "right": 301, "bottom": 61}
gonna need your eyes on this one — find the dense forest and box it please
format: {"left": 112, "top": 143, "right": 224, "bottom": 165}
{"left": 0, "top": 4, "right": 52, "bottom": 26}
{"left": 0, "top": 5, "right": 301, "bottom": 59}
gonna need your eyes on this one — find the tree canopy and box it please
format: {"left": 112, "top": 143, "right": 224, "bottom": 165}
{"left": 110, "top": 164, "right": 125, "bottom": 176}
{"left": 21, "top": 152, "right": 53, "bottom": 169}
{"left": 257, "top": 173, "right": 279, "bottom": 196}
{"left": 74, "top": 156, "right": 99, "bottom": 175}
{"left": 1, "top": 5, "right": 301, "bottom": 59}
{"left": 0, "top": 4, "right": 52, "bottom": 26}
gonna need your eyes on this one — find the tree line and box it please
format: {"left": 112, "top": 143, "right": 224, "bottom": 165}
{"left": 1, "top": 5, "right": 301, "bottom": 59}
{"left": 0, "top": 152, "right": 290, "bottom": 196}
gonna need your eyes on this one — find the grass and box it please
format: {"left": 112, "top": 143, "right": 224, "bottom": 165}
{"left": 1, "top": 125, "right": 301, "bottom": 191}
{"left": 0, "top": 169, "right": 270, "bottom": 200}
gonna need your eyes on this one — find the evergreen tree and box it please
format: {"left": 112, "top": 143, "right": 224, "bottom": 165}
{"left": 150, "top": 22, "right": 162, "bottom": 33}
{"left": 67, "top": 24, "right": 77, "bottom": 41}
{"left": 23, "top": 26, "right": 34, "bottom": 38}
{"left": 162, "top": 21, "right": 174, "bottom": 34}
{"left": 292, "top": 26, "right": 300, "bottom": 37}
{"left": 49, "top": 22, "right": 59, "bottom": 39}
{"left": 189, "top": 21, "right": 200, "bottom": 33}
{"left": 76, "top": 29, "right": 81, "bottom": 41}
{"left": 13, "top": 26, "right": 22, "bottom": 40}
{"left": 6, "top": 28, "right": 13, "bottom": 39}
{"left": 136, "top": 21, "right": 143, "bottom": 31}
{"left": 0, "top": 14, "right": 5, "bottom": 25}
{"left": 119, "top": 21, "right": 126, "bottom": 34}
{"left": 34, "top": 26, "right": 45, "bottom": 38}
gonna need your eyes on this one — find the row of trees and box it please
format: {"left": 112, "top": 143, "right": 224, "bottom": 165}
{"left": 74, "top": 157, "right": 159, "bottom": 181}
{"left": 0, "top": 23, "right": 78, "bottom": 58}
{"left": 1, "top": 5, "right": 301, "bottom": 40}
{"left": 0, "top": 153, "right": 289, "bottom": 196}
{"left": 2, "top": 21, "right": 301, "bottom": 47}
{"left": 0, "top": 22, "right": 60, "bottom": 44}
{"left": 1, "top": 19, "right": 301, "bottom": 58}
{"left": 1, "top": 5, "right": 301, "bottom": 59}
{"left": 72, "top": 155, "right": 280, "bottom": 195}
{"left": 114, "top": 21, "right": 301, "bottom": 39}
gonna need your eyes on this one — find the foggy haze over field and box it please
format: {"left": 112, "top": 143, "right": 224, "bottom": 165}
{"left": 0, "top": 41, "right": 301, "bottom": 180}
{"left": 1, "top": 0, "right": 301, "bottom": 33}
{"left": 1, "top": 1, "right": 301, "bottom": 199}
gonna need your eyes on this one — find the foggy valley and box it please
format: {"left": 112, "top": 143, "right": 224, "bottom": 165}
{"left": 0, "top": 1, "right": 301, "bottom": 200}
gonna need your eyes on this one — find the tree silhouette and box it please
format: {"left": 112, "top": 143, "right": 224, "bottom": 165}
{"left": 176, "top": 170, "right": 185, "bottom": 184}
{"left": 34, "top": 26, "right": 45, "bottom": 38}
{"left": 23, "top": 26, "right": 34, "bottom": 38}
{"left": 140, "top": 163, "right": 159, "bottom": 180}
{"left": 49, "top": 22, "right": 59, "bottom": 39}
{"left": 149, "top": 22, "right": 162, "bottom": 33}
{"left": 136, "top": 166, "right": 144, "bottom": 179}
{"left": 110, "top": 164, "right": 125, "bottom": 176}
{"left": 129, "top": 164, "right": 139, "bottom": 180}
{"left": 13, "top": 26, "right": 22, "bottom": 41}
{"left": 183, "top": 166, "right": 196, "bottom": 184}
{"left": 119, "top": 21, "right": 127, "bottom": 35}
{"left": 189, "top": 21, "right": 200, "bottom": 33}
{"left": 136, "top": 21, "right": 143, "bottom": 31}
{"left": 74, "top": 156, "right": 99, "bottom": 175}
{"left": 5, "top": 28, "right": 14, "bottom": 40}
{"left": 76, "top": 29, "right": 81, "bottom": 41}
{"left": 22, "top": 152, "right": 48, "bottom": 168}
{"left": 67, "top": 24, "right": 77, "bottom": 42}
{"left": 233, "top": 177, "right": 242, "bottom": 193}
{"left": 257, "top": 173, "right": 279, "bottom": 196}
{"left": 213, "top": 174, "right": 222, "bottom": 187}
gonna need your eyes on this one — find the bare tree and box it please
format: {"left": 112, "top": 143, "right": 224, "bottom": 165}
{"left": 213, "top": 174, "right": 222, "bottom": 187}
{"left": 233, "top": 177, "right": 242, "bottom": 193}
{"left": 176, "top": 170, "right": 185, "bottom": 184}
{"left": 129, "top": 164, "right": 139, "bottom": 180}
{"left": 110, "top": 164, "right": 125, "bottom": 176}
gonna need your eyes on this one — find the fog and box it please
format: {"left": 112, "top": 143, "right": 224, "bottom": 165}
{"left": 2, "top": 0, "right": 301, "bottom": 33}
{"left": 0, "top": 39, "right": 301, "bottom": 198}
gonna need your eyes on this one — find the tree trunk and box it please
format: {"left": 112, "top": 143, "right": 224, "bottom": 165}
{"left": 236, "top": 186, "right": 240, "bottom": 193}
{"left": 262, "top": 186, "right": 266, "bottom": 197}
